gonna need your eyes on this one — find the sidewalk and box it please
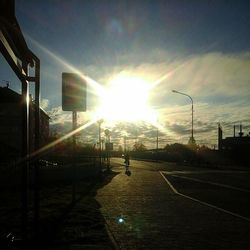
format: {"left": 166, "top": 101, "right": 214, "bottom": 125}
{"left": 0, "top": 168, "right": 115, "bottom": 250}
{"left": 96, "top": 159, "right": 250, "bottom": 249}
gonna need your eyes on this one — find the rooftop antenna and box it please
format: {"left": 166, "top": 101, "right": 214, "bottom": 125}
{"left": 239, "top": 123, "right": 243, "bottom": 137}
{"left": 2, "top": 80, "right": 10, "bottom": 88}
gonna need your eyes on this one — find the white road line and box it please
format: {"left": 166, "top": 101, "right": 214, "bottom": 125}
{"left": 159, "top": 171, "right": 250, "bottom": 223}
{"left": 163, "top": 170, "right": 250, "bottom": 175}
{"left": 171, "top": 174, "right": 250, "bottom": 193}
{"left": 105, "top": 224, "right": 120, "bottom": 250}
{"left": 160, "top": 171, "right": 178, "bottom": 193}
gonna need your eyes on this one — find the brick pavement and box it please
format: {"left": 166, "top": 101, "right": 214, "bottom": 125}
{"left": 96, "top": 159, "right": 250, "bottom": 249}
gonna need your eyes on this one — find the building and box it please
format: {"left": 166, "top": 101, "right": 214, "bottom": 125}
{"left": 0, "top": 85, "right": 50, "bottom": 160}
{"left": 218, "top": 123, "right": 250, "bottom": 163}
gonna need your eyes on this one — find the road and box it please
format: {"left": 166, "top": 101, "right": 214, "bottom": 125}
{"left": 96, "top": 158, "right": 250, "bottom": 249}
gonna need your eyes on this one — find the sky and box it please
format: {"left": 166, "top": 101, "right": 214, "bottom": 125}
{"left": 1, "top": 0, "right": 250, "bottom": 149}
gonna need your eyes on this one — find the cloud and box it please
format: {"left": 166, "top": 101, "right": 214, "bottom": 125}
{"left": 46, "top": 50, "right": 250, "bottom": 148}
{"left": 85, "top": 51, "right": 250, "bottom": 107}
{"left": 47, "top": 106, "right": 67, "bottom": 125}
{"left": 173, "top": 52, "right": 250, "bottom": 97}
{"left": 158, "top": 99, "right": 250, "bottom": 146}
{"left": 40, "top": 98, "right": 49, "bottom": 110}
{"left": 152, "top": 52, "right": 250, "bottom": 103}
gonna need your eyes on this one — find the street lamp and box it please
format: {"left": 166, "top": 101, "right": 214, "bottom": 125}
{"left": 97, "top": 119, "right": 104, "bottom": 173}
{"left": 172, "top": 90, "right": 196, "bottom": 145}
{"left": 104, "top": 129, "right": 111, "bottom": 171}
{"left": 156, "top": 126, "right": 159, "bottom": 152}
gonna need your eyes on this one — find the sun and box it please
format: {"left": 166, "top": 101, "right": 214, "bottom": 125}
{"left": 96, "top": 74, "right": 157, "bottom": 123}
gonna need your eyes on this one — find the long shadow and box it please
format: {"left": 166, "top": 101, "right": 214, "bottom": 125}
{"left": 0, "top": 163, "right": 120, "bottom": 249}
{"left": 30, "top": 170, "right": 119, "bottom": 249}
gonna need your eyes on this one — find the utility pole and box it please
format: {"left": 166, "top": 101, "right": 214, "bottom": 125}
{"left": 98, "top": 119, "right": 103, "bottom": 176}
{"left": 72, "top": 111, "right": 77, "bottom": 203}
{"left": 157, "top": 127, "right": 159, "bottom": 151}
{"left": 124, "top": 136, "right": 127, "bottom": 153}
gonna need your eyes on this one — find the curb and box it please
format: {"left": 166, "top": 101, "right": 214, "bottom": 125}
{"left": 105, "top": 224, "right": 120, "bottom": 250}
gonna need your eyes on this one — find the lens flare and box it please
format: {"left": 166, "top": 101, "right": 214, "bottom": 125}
{"left": 118, "top": 218, "right": 124, "bottom": 223}
{"left": 26, "top": 35, "right": 178, "bottom": 149}
{"left": 27, "top": 35, "right": 106, "bottom": 97}
{"left": 96, "top": 74, "right": 157, "bottom": 123}
{"left": 29, "top": 118, "right": 99, "bottom": 159}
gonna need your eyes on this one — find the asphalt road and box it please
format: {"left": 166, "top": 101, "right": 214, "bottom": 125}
{"left": 163, "top": 169, "right": 250, "bottom": 220}
{"left": 96, "top": 158, "right": 250, "bottom": 249}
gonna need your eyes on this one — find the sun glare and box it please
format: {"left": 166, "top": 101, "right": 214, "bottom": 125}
{"left": 97, "top": 74, "right": 157, "bottom": 123}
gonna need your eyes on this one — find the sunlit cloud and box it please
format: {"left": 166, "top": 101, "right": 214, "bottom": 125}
{"left": 47, "top": 106, "right": 68, "bottom": 125}
{"left": 23, "top": 35, "right": 250, "bottom": 149}
{"left": 150, "top": 52, "right": 250, "bottom": 100}
{"left": 51, "top": 50, "right": 250, "bottom": 147}
{"left": 159, "top": 99, "right": 250, "bottom": 146}
{"left": 40, "top": 98, "right": 49, "bottom": 110}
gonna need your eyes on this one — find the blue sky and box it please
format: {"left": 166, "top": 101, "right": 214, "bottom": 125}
{"left": 1, "top": 0, "right": 250, "bottom": 149}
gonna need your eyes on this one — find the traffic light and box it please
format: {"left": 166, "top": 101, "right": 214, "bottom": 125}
{"left": 62, "top": 72, "right": 87, "bottom": 111}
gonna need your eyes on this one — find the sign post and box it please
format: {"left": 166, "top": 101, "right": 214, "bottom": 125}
{"left": 97, "top": 119, "right": 104, "bottom": 177}
{"left": 62, "top": 72, "right": 86, "bottom": 203}
{"left": 104, "top": 129, "right": 112, "bottom": 171}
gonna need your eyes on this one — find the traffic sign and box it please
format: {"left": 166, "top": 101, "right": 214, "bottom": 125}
{"left": 62, "top": 72, "right": 87, "bottom": 111}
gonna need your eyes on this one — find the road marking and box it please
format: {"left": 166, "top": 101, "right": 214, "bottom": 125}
{"left": 163, "top": 170, "right": 250, "bottom": 175}
{"left": 171, "top": 174, "right": 250, "bottom": 193}
{"left": 159, "top": 171, "right": 250, "bottom": 223}
{"left": 105, "top": 224, "right": 120, "bottom": 250}
{"left": 160, "top": 171, "right": 178, "bottom": 193}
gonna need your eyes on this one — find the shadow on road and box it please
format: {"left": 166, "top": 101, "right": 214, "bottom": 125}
{"left": 0, "top": 169, "right": 119, "bottom": 249}
{"left": 125, "top": 170, "right": 131, "bottom": 176}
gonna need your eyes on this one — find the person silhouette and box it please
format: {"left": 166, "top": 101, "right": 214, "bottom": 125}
{"left": 124, "top": 152, "right": 130, "bottom": 171}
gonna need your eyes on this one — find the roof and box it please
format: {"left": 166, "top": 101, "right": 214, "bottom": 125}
{"left": 0, "top": 86, "right": 21, "bottom": 102}
{"left": 222, "top": 136, "right": 250, "bottom": 148}
{"left": 0, "top": 86, "right": 50, "bottom": 118}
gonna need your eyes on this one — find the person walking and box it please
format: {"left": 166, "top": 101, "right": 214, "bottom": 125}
{"left": 124, "top": 152, "right": 130, "bottom": 171}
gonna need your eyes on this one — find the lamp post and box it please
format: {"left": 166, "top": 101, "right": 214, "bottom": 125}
{"left": 172, "top": 90, "right": 195, "bottom": 145}
{"left": 124, "top": 136, "right": 127, "bottom": 153}
{"left": 97, "top": 119, "right": 104, "bottom": 174}
{"left": 156, "top": 127, "right": 159, "bottom": 152}
{"left": 104, "top": 129, "right": 111, "bottom": 171}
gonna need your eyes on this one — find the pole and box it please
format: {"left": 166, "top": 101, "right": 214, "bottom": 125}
{"left": 124, "top": 136, "right": 127, "bottom": 153}
{"left": 72, "top": 111, "right": 77, "bottom": 203}
{"left": 191, "top": 100, "right": 193, "bottom": 141}
{"left": 172, "top": 90, "right": 195, "bottom": 144}
{"left": 21, "top": 63, "right": 29, "bottom": 244}
{"left": 33, "top": 56, "right": 40, "bottom": 240}
{"left": 98, "top": 119, "right": 103, "bottom": 175}
{"left": 156, "top": 127, "right": 159, "bottom": 161}
{"left": 104, "top": 129, "right": 110, "bottom": 171}
{"left": 99, "top": 122, "right": 101, "bottom": 172}
{"left": 107, "top": 134, "right": 110, "bottom": 171}
{"left": 156, "top": 127, "right": 159, "bottom": 152}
